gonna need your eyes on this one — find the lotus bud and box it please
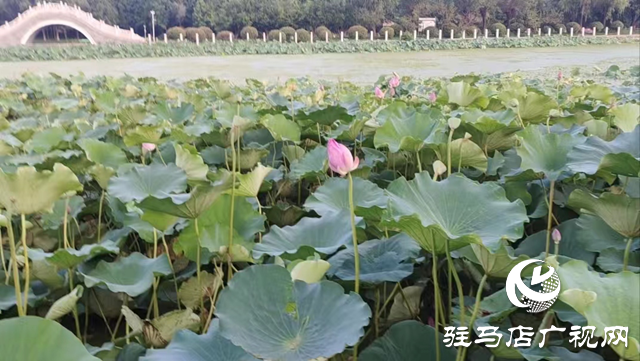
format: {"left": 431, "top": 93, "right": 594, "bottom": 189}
{"left": 389, "top": 76, "right": 400, "bottom": 88}
{"left": 374, "top": 87, "right": 384, "bottom": 99}
{"left": 327, "top": 139, "right": 359, "bottom": 176}
{"left": 141, "top": 143, "right": 156, "bottom": 153}
{"left": 448, "top": 117, "right": 461, "bottom": 130}
{"left": 0, "top": 214, "right": 7, "bottom": 227}
{"left": 552, "top": 229, "right": 561, "bottom": 244}
{"left": 557, "top": 70, "right": 563, "bottom": 81}
{"left": 464, "top": 132, "right": 472, "bottom": 140}
{"left": 290, "top": 259, "right": 331, "bottom": 283}
{"left": 508, "top": 99, "right": 519, "bottom": 108}
{"left": 549, "top": 109, "right": 562, "bottom": 117}
{"left": 433, "top": 160, "right": 447, "bottom": 176}
{"left": 428, "top": 92, "right": 437, "bottom": 103}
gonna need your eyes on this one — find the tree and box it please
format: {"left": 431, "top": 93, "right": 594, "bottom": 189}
{"left": 477, "top": 0, "right": 498, "bottom": 29}
{"left": 593, "top": 0, "right": 629, "bottom": 24}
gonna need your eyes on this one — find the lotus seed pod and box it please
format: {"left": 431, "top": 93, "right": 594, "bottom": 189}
{"left": 433, "top": 160, "right": 447, "bottom": 176}
{"left": 448, "top": 117, "right": 461, "bottom": 130}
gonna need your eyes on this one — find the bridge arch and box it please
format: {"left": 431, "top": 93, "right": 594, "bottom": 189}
{"left": 0, "top": 2, "right": 145, "bottom": 47}
{"left": 20, "top": 20, "right": 96, "bottom": 45}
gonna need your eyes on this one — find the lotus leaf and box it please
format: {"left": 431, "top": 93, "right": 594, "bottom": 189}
{"left": 373, "top": 102, "right": 446, "bottom": 152}
{"left": 108, "top": 163, "right": 188, "bottom": 203}
{"left": 216, "top": 265, "right": 370, "bottom": 361}
{"left": 568, "top": 125, "right": 640, "bottom": 177}
{"left": 568, "top": 190, "right": 640, "bottom": 238}
{"left": 304, "top": 176, "right": 387, "bottom": 219}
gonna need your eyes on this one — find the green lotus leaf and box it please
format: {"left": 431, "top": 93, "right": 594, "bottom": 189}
{"left": 436, "top": 138, "right": 488, "bottom": 172}
{"left": 174, "top": 144, "right": 209, "bottom": 181}
{"left": 155, "top": 102, "right": 195, "bottom": 124}
{"left": 382, "top": 173, "right": 528, "bottom": 254}
{"left": 79, "top": 253, "right": 172, "bottom": 297}
{"left": 0, "top": 163, "right": 83, "bottom": 214}
{"left": 516, "top": 125, "right": 586, "bottom": 181}
{"left": 0, "top": 284, "right": 39, "bottom": 312}
{"left": 299, "top": 104, "right": 354, "bottom": 125}
{"left": 575, "top": 214, "right": 635, "bottom": 252}
{"left": 462, "top": 109, "right": 519, "bottom": 134}
{"left": 123, "top": 126, "right": 164, "bottom": 147}
{"left": 327, "top": 234, "right": 420, "bottom": 283}
{"left": 254, "top": 210, "right": 359, "bottom": 258}
{"left": 216, "top": 264, "right": 370, "bottom": 361}
{"left": 150, "top": 308, "right": 201, "bottom": 345}
{"left": 568, "top": 189, "right": 640, "bottom": 238}
{"left": 79, "top": 138, "right": 128, "bottom": 169}
{"left": 0, "top": 317, "right": 99, "bottom": 361}
{"left": 40, "top": 195, "right": 85, "bottom": 230}
{"left": 216, "top": 104, "right": 258, "bottom": 128}
{"left": 26, "top": 127, "right": 69, "bottom": 153}
{"left": 446, "top": 81, "right": 488, "bottom": 108}
{"left": 597, "top": 247, "right": 640, "bottom": 273}
{"left": 141, "top": 320, "right": 258, "bottom": 361}
{"left": 233, "top": 163, "right": 273, "bottom": 197}
{"left": 304, "top": 177, "right": 387, "bottom": 219}
{"left": 386, "top": 285, "right": 423, "bottom": 325}
{"left": 553, "top": 258, "right": 640, "bottom": 361}
{"left": 568, "top": 126, "right": 639, "bottom": 177}
{"left": 289, "top": 146, "right": 327, "bottom": 181}
{"left": 516, "top": 218, "right": 597, "bottom": 264}
{"left": 108, "top": 163, "right": 188, "bottom": 203}
{"left": 359, "top": 320, "right": 456, "bottom": 361}
{"left": 178, "top": 271, "right": 222, "bottom": 310}
{"left": 373, "top": 102, "right": 446, "bottom": 152}
{"left": 177, "top": 195, "right": 265, "bottom": 261}
{"left": 29, "top": 240, "right": 120, "bottom": 269}
{"left": 265, "top": 202, "right": 306, "bottom": 227}
{"left": 515, "top": 92, "right": 558, "bottom": 124}
{"left": 611, "top": 103, "right": 640, "bottom": 132}
{"left": 282, "top": 145, "right": 306, "bottom": 163}
{"left": 89, "top": 164, "right": 116, "bottom": 189}
{"left": 459, "top": 242, "right": 529, "bottom": 278}
{"left": 139, "top": 182, "right": 231, "bottom": 220}
{"left": 570, "top": 84, "right": 615, "bottom": 103}
{"left": 262, "top": 114, "right": 301, "bottom": 142}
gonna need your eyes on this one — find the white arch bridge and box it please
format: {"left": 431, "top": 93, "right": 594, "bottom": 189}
{"left": 0, "top": 2, "right": 145, "bottom": 47}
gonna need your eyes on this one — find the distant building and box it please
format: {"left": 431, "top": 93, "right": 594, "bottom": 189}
{"left": 418, "top": 17, "right": 437, "bottom": 31}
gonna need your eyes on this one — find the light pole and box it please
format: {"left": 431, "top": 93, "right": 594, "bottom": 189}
{"left": 150, "top": 10, "right": 156, "bottom": 42}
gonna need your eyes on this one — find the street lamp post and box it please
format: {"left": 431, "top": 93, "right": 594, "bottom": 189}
{"left": 150, "top": 10, "right": 156, "bottom": 42}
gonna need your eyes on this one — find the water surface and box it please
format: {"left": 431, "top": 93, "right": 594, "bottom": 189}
{"left": 1, "top": 44, "right": 638, "bottom": 83}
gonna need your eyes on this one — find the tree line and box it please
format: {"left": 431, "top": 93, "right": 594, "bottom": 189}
{"left": 1, "top": 0, "right": 637, "bottom": 36}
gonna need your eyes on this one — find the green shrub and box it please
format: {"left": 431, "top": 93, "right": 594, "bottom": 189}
{"left": 198, "top": 27, "right": 213, "bottom": 41}
{"left": 510, "top": 22, "right": 526, "bottom": 32}
{"left": 240, "top": 26, "right": 258, "bottom": 40}
{"left": 401, "top": 32, "right": 413, "bottom": 40}
{"left": 280, "top": 26, "right": 296, "bottom": 42}
{"left": 185, "top": 27, "right": 199, "bottom": 42}
{"left": 611, "top": 20, "right": 625, "bottom": 30}
{"left": 462, "top": 25, "right": 478, "bottom": 37}
{"left": 167, "top": 26, "right": 185, "bottom": 41}
{"left": 390, "top": 23, "right": 403, "bottom": 35}
{"left": 566, "top": 22, "right": 582, "bottom": 34}
{"left": 425, "top": 26, "right": 438, "bottom": 36}
{"left": 268, "top": 29, "right": 281, "bottom": 41}
{"left": 442, "top": 23, "right": 459, "bottom": 37}
{"left": 554, "top": 23, "right": 566, "bottom": 34}
{"left": 542, "top": 25, "right": 553, "bottom": 34}
{"left": 296, "top": 29, "right": 310, "bottom": 42}
{"left": 218, "top": 30, "right": 233, "bottom": 41}
{"left": 380, "top": 26, "right": 395, "bottom": 39}
{"left": 315, "top": 26, "right": 331, "bottom": 40}
{"left": 397, "top": 17, "right": 417, "bottom": 32}
{"left": 590, "top": 21, "right": 604, "bottom": 32}
{"left": 489, "top": 23, "right": 507, "bottom": 36}
{"left": 347, "top": 25, "right": 368, "bottom": 39}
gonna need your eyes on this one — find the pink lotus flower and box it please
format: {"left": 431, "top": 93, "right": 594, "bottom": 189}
{"left": 557, "top": 71, "right": 563, "bottom": 81}
{"left": 327, "top": 139, "right": 359, "bottom": 176}
{"left": 552, "top": 229, "right": 561, "bottom": 244}
{"left": 141, "top": 143, "right": 156, "bottom": 153}
{"left": 389, "top": 76, "right": 400, "bottom": 88}
{"left": 428, "top": 92, "right": 437, "bottom": 103}
{"left": 374, "top": 87, "right": 384, "bottom": 99}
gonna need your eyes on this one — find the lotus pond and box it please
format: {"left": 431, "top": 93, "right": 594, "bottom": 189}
{"left": 0, "top": 66, "right": 638, "bottom": 361}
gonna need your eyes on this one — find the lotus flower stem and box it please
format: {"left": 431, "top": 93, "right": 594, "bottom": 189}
{"left": 317, "top": 123, "right": 322, "bottom": 144}
{"left": 347, "top": 173, "right": 360, "bottom": 293}
{"left": 68, "top": 268, "right": 82, "bottom": 339}
{"left": 161, "top": 234, "right": 180, "bottom": 310}
{"left": 416, "top": 152, "right": 422, "bottom": 172}
{"left": 63, "top": 200, "right": 82, "bottom": 338}
{"left": 0, "top": 229, "right": 7, "bottom": 279}
{"left": 533, "top": 309, "right": 555, "bottom": 346}
{"left": 623, "top": 237, "right": 633, "bottom": 271}
{"left": 20, "top": 213, "right": 30, "bottom": 314}
{"left": 97, "top": 189, "right": 105, "bottom": 242}
{"left": 5, "top": 214, "right": 24, "bottom": 316}
{"left": 151, "top": 229, "right": 160, "bottom": 319}
{"left": 544, "top": 180, "right": 556, "bottom": 259}
{"left": 194, "top": 217, "right": 204, "bottom": 309}
{"left": 228, "top": 128, "right": 239, "bottom": 282}
{"left": 431, "top": 249, "right": 441, "bottom": 361}
{"left": 447, "top": 129, "right": 454, "bottom": 176}
{"left": 445, "top": 240, "right": 465, "bottom": 325}
{"left": 63, "top": 198, "right": 70, "bottom": 249}
{"left": 459, "top": 273, "right": 488, "bottom": 361}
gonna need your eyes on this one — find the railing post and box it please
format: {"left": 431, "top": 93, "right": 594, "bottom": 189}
{"left": 427, "top": 29, "right": 430, "bottom": 40}
{"left": 507, "top": 28, "right": 510, "bottom": 37}
{"left": 485, "top": 28, "right": 488, "bottom": 38}
{"left": 385, "top": 30, "right": 388, "bottom": 41}
{"left": 399, "top": 30, "right": 403, "bottom": 39}
{"left": 450, "top": 29, "right": 453, "bottom": 39}
{"left": 559, "top": 27, "right": 563, "bottom": 35}
{"left": 212, "top": 33, "right": 215, "bottom": 43}
{"left": 605, "top": 27, "right": 609, "bottom": 36}
{"left": 538, "top": 28, "right": 542, "bottom": 36}
{"left": 413, "top": 29, "right": 417, "bottom": 40}
{"left": 246, "top": 32, "right": 249, "bottom": 41}
{"left": 581, "top": 27, "right": 585, "bottom": 36}
{"left": 527, "top": 28, "right": 531, "bottom": 37}
{"left": 230, "top": 32, "right": 233, "bottom": 43}
{"left": 340, "top": 31, "right": 344, "bottom": 42}
{"left": 196, "top": 32, "right": 199, "bottom": 45}
{"left": 438, "top": 29, "right": 442, "bottom": 39}
{"left": 164, "top": 33, "right": 167, "bottom": 43}
{"left": 617, "top": 26, "right": 621, "bottom": 36}
{"left": 593, "top": 27, "right": 596, "bottom": 36}
{"left": 631, "top": 27, "right": 634, "bottom": 35}
{"left": 263, "top": 32, "right": 266, "bottom": 42}
{"left": 462, "top": 30, "right": 465, "bottom": 39}
{"left": 310, "top": 31, "right": 313, "bottom": 43}
{"left": 325, "top": 32, "right": 328, "bottom": 43}
{"left": 473, "top": 28, "right": 477, "bottom": 38}
{"left": 279, "top": 32, "right": 282, "bottom": 43}
{"left": 496, "top": 29, "right": 500, "bottom": 38}
{"left": 355, "top": 31, "right": 358, "bottom": 41}
{"left": 548, "top": 27, "right": 551, "bottom": 36}
{"left": 179, "top": 33, "right": 183, "bottom": 41}
{"left": 517, "top": 28, "right": 520, "bottom": 37}
{"left": 130, "top": 28, "right": 134, "bottom": 39}
{"left": 370, "top": 30, "right": 373, "bottom": 41}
